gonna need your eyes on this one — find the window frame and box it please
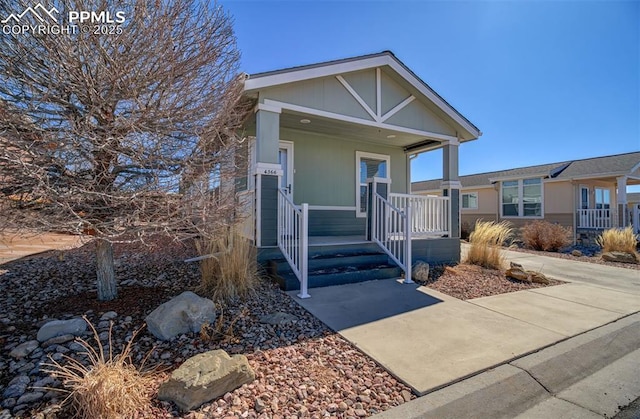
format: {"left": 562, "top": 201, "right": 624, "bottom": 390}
{"left": 500, "top": 177, "right": 544, "bottom": 218}
{"left": 461, "top": 191, "right": 478, "bottom": 210}
{"left": 355, "top": 151, "right": 391, "bottom": 218}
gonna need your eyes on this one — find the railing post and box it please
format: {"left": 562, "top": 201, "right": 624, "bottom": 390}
{"left": 297, "top": 203, "right": 310, "bottom": 299}
{"left": 403, "top": 203, "right": 413, "bottom": 284}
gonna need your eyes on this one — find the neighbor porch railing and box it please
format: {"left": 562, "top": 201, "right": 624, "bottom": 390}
{"left": 372, "top": 192, "right": 413, "bottom": 284}
{"left": 277, "top": 189, "right": 310, "bottom": 298}
{"left": 389, "top": 193, "right": 451, "bottom": 237}
{"left": 576, "top": 208, "right": 617, "bottom": 230}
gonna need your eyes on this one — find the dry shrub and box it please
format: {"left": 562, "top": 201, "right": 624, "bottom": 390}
{"left": 465, "top": 221, "right": 513, "bottom": 270}
{"left": 521, "top": 220, "right": 571, "bottom": 252}
{"left": 42, "top": 317, "right": 158, "bottom": 419}
{"left": 196, "top": 228, "right": 260, "bottom": 302}
{"left": 597, "top": 227, "right": 638, "bottom": 255}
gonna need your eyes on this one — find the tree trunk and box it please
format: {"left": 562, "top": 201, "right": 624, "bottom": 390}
{"left": 96, "top": 239, "right": 117, "bottom": 301}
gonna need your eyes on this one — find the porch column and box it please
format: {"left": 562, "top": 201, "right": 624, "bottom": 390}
{"left": 255, "top": 106, "right": 282, "bottom": 247}
{"left": 617, "top": 176, "right": 628, "bottom": 228}
{"left": 441, "top": 141, "right": 461, "bottom": 238}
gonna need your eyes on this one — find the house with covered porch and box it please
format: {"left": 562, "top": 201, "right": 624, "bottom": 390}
{"left": 235, "top": 51, "right": 481, "bottom": 297}
{"left": 412, "top": 152, "right": 640, "bottom": 244}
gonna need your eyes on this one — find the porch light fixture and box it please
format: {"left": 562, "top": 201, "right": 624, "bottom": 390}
{"left": 386, "top": 134, "right": 396, "bottom": 139}
{"left": 300, "top": 118, "right": 311, "bottom": 124}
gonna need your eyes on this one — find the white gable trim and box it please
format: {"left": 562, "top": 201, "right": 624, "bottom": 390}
{"left": 263, "top": 98, "right": 457, "bottom": 142}
{"left": 245, "top": 54, "right": 480, "bottom": 139}
{"left": 381, "top": 95, "right": 416, "bottom": 122}
{"left": 336, "top": 75, "right": 378, "bottom": 121}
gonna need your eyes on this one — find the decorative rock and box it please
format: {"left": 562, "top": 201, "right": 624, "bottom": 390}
{"left": 571, "top": 249, "right": 583, "bottom": 257}
{"left": 412, "top": 261, "right": 430, "bottom": 282}
{"left": 9, "top": 340, "right": 39, "bottom": 359}
{"left": 36, "top": 318, "right": 86, "bottom": 342}
{"left": 259, "top": 312, "right": 299, "bottom": 325}
{"left": 505, "top": 267, "right": 531, "bottom": 283}
{"left": 254, "top": 398, "right": 266, "bottom": 413}
{"left": 42, "top": 334, "right": 75, "bottom": 347}
{"left": 100, "top": 311, "right": 118, "bottom": 321}
{"left": 529, "top": 271, "right": 550, "bottom": 285}
{"left": 157, "top": 349, "right": 255, "bottom": 411}
{"left": 145, "top": 291, "right": 216, "bottom": 341}
{"left": 3, "top": 375, "right": 29, "bottom": 399}
{"left": 401, "top": 389, "right": 412, "bottom": 402}
{"left": 602, "top": 251, "right": 638, "bottom": 264}
{"left": 16, "top": 392, "right": 44, "bottom": 405}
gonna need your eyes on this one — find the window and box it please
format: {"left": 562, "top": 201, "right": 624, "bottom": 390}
{"left": 356, "top": 151, "right": 390, "bottom": 217}
{"left": 501, "top": 178, "right": 542, "bottom": 217}
{"left": 595, "top": 188, "right": 610, "bottom": 209}
{"left": 462, "top": 192, "right": 478, "bottom": 209}
{"left": 580, "top": 186, "right": 589, "bottom": 209}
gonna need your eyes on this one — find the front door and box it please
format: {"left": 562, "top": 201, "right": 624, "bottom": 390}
{"left": 279, "top": 141, "right": 294, "bottom": 196}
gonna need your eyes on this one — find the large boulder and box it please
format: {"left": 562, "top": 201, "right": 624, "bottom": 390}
{"left": 412, "top": 261, "right": 430, "bottom": 282}
{"left": 158, "top": 350, "right": 255, "bottom": 411}
{"left": 602, "top": 251, "right": 638, "bottom": 264}
{"left": 145, "top": 291, "right": 216, "bottom": 341}
{"left": 36, "top": 318, "right": 86, "bottom": 342}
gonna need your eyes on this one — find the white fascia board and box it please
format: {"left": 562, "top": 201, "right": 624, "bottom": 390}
{"left": 245, "top": 56, "right": 392, "bottom": 91}
{"left": 386, "top": 60, "right": 480, "bottom": 139}
{"left": 263, "top": 99, "right": 457, "bottom": 142}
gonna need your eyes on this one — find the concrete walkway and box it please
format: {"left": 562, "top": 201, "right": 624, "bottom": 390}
{"left": 290, "top": 248, "right": 640, "bottom": 397}
{"left": 0, "top": 233, "right": 83, "bottom": 265}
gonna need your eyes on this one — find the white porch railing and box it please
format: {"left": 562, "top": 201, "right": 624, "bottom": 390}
{"left": 277, "top": 189, "right": 310, "bottom": 298}
{"left": 577, "top": 208, "right": 617, "bottom": 230}
{"left": 389, "top": 193, "right": 451, "bottom": 236}
{"left": 372, "top": 192, "right": 413, "bottom": 284}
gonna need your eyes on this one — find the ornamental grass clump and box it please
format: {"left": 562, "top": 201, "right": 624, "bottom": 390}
{"left": 465, "top": 220, "right": 513, "bottom": 270}
{"left": 196, "top": 228, "right": 260, "bottom": 303}
{"left": 597, "top": 227, "right": 638, "bottom": 255}
{"left": 42, "top": 317, "right": 158, "bottom": 419}
{"left": 522, "top": 220, "right": 571, "bottom": 252}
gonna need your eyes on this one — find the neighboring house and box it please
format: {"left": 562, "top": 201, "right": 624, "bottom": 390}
{"left": 235, "top": 51, "right": 480, "bottom": 296}
{"left": 412, "top": 152, "right": 640, "bottom": 243}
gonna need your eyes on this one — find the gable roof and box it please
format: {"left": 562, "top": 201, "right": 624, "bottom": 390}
{"left": 244, "top": 51, "right": 480, "bottom": 141}
{"left": 413, "top": 151, "right": 640, "bottom": 191}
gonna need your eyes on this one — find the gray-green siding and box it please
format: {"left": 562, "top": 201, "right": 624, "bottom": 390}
{"left": 260, "top": 175, "right": 279, "bottom": 246}
{"left": 282, "top": 128, "right": 408, "bottom": 207}
{"left": 412, "top": 238, "right": 460, "bottom": 264}
{"left": 309, "top": 210, "right": 365, "bottom": 236}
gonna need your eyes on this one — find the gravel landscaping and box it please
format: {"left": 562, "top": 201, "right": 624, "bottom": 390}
{"left": 418, "top": 264, "right": 565, "bottom": 300}
{"left": 0, "top": 239, "right": 413, "bottom": 418}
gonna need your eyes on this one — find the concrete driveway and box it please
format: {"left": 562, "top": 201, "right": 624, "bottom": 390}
{"left": 291, "top": 247, "right": 640, "bottom": 395}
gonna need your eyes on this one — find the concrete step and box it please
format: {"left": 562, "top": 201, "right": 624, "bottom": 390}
{"left": 281, "top": 264, "right": 403, "bottom": 291}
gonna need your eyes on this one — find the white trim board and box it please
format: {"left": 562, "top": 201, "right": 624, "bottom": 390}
{"left": 263, "top": 98, "right": 457, "bottom": 143}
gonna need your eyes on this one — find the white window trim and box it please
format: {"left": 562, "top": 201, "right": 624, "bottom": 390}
{"left": 279, "top": 140, "right": 294, "bottom": 195}
{"left": 461, "top": 191, "right": 478, "bottom": 210}
{"left": 579, "top": 185, "right": 589, "bottom": 209}
{"left": 500, "top": 178, "right": 544, "bottom": 219}
{"left": 594, "top": 186, "right": 612, "bottom": 209}
{"left": 355, "top": 151, "right": 391, "bottom": 218}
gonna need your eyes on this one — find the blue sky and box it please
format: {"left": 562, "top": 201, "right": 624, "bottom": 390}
{"left": 223, "top": 0, "right": 639, "bottom": 187}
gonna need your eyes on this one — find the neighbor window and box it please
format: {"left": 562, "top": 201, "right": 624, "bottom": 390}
{"left": 461, "top": 192, "right": 478, "bottom": 209}
{"left": 595, "top": 188, "right": 610, "bottom": 209}
{"left": 501, "top": 178, "right": 542, "bottom": 217}
{"left": 356, "top": 151, "right": 390, "bottom": 217}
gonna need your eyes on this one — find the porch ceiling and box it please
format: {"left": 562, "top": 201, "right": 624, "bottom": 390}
{"left": 244, "top": 110, "right": 442, "bottom": 151}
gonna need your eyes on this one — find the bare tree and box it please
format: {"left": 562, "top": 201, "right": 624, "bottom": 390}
{"left": 0, "top": 0, "right": 253, "bottom": 300}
